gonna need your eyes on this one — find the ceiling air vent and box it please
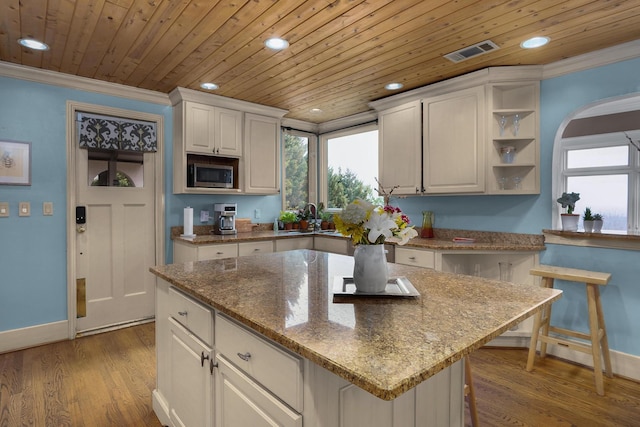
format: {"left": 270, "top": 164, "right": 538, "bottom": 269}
{"left": 443, "top": 40, "right": 500, "bottom": 63}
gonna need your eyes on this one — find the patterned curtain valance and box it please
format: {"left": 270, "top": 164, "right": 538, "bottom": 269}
{"left": 77, "top": 112, "right": 157, "bottom": 152}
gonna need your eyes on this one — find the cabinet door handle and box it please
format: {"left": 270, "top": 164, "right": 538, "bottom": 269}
{"left": 210, "top": 358, "right": 218, "bottom": 374}
{"left": 178, "top": 311, "right": 188, "bottom": 316}
{"left": 201, "top": 351, "right": 210, "bottom": 367}
{"left": 237, "top": 352, "right": 251, "bottom": 361}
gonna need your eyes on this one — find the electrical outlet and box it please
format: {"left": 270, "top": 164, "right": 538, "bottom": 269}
{"left": 200, "top": 210, "right": 210, "bottom": 222}
{"left": 0, "top": 202, "right": 8, "bottom": 217}
{"left": 19, "top": 202, "right": 30, "bottom": 217}
{"left": 254, "top": 209, "right": 261, "bottom": 219}
{"left": 43, "top": 202, "right": 54, "bottom": 216}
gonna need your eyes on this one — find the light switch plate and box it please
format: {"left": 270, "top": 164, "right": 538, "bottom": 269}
{"left": 0, "top": 202, "right": 8, "bottom": 217}
{"left": 43, "top": 202, "right": 54, "bottom": 216}
{"left": 19, "top": 202, "right": 30, "bottom": 217}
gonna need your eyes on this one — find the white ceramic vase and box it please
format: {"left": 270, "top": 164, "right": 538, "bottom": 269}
{"left": 560, "top": 214, "right": 579, "bottom": 231}
{"left": 353, "top": 244, "right": 389, "bottom": 293}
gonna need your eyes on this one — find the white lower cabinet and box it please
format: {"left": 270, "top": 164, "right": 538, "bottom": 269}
{"left": 395, "top": 247, "right": 435, "bottom": 268}
{"left": 216, "top": 355, "right": 302, "bottom": 427}
{"left": 313, "top": 236, "right": 349, "bottom": 254}
{"left": 169, "top": 318, "right": 214, "bottom": 427}
{"left": 275, "top": 236, "right": 314, "bottom": 252}
{"left": 155, "top": 278, "right": 465, "bottom": 427}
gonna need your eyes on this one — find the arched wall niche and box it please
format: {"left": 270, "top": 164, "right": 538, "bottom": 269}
{"left": 551, "top": 92, "right": 640, "bottom": 227}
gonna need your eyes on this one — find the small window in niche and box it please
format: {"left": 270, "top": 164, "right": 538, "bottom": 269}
{"left": 87, "top": 149, "right": 144, "bottom": 187}
{"left": 567, "top": 146, "right": 628, "bottom": 169}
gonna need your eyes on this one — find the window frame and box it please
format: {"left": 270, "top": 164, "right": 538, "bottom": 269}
{"left": 319, "top": 123, "right": 379, "bottom": 213}
{"left": 281, "top": 129, "right": 318, "bottom": 210}
{"left": 554, "top": 127, "right": 640, "bottom": 234}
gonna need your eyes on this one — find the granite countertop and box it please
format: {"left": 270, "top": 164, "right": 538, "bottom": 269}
{"left": 150, "top": 250, "right": 560, "bottom": 400}
{"left": 172, "top": 225, "right": 546, "bottom": 252}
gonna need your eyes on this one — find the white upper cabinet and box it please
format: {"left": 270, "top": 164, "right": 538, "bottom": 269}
{"left": 487, "top": 82, "right": 540, "bottom": 194}
{"left": 170, "top": 87, "right": 287, "bottom": 194}
{"left": 423, "top": 86, "right": 485, "bottom": 194}
{"left": 184, "top": 102, "right": 243, "bottom": 156}
{"left": 371, "top": 66, "right": 541, "bottom": 196}
{"left": 378, "top": 100, "right": 422, "bottom": 195}
{"left": 243, "top": 113, "right": 280, "bottom": 194}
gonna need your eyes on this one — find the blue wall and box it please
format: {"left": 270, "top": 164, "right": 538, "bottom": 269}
{"left": 0, "top": 77, "right": 171, "bottom": 331}
{"left": 1, "top": 57, "right": 639, "bottom": 356}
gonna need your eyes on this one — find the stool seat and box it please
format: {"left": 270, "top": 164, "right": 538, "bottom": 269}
{"left": 526, "top": 265, "right": 612, "bottom": 396}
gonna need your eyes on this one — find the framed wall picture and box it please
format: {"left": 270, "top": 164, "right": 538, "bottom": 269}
{"left": 0, "top": 140, "right": 31, "bottom": 185}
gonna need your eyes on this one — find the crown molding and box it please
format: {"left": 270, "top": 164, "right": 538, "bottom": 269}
{"left": 0, "top": 61, "right": 170, "bottom": 105}
{"left": 542, "top": 39, "right": 640, "bottom": 79}
{"left": 169, "top": 87, "right": 288, "bottom": 118}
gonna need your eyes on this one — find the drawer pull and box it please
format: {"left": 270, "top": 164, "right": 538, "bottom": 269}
{"left": 216, "top": 251, "right": 224, "bottom": 255}
{"left": 409, "top": 256, "right": 416, "bottom": 261}
{"left": 237, "top": 352, "right": 251, "bottom": 361}
{"left": 254, "top": 248, "right": 260, "bottom": 252}
{"left": 178, "top": 311, "right": 187, "bottom": 316}
{"left": 201, "top": 351, "right": 210, "bottom": 367}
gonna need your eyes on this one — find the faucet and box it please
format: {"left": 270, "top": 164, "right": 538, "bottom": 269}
{"left": 303, "top": 203, "right": 318, "bottom": 231}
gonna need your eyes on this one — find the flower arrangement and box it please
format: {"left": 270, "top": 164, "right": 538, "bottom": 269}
{"left": 333, "top": 198, "right": 417, "bottom": 245}
{"left": 557, "top": 192, "right": 580, "bottom": 214}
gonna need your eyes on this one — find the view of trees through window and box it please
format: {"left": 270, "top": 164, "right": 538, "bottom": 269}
{"left": 284, "top": 128, "right": 382, "bottom": 212}
{"left": 326, "top": 129, "right": 381, "bottom": 209}
{"left": 284, "top": 133, "right": 309, "bottom": 210}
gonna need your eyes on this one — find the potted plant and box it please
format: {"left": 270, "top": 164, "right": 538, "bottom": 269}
{"left": 320, "top": 211, "right": 332, "bottom": 230}
{"left": 583, "top": 207, "right": 594, "bottom": 233}
{"left": 297, "top": 208, "right": 310, "bottom": 231}
{"left": 593, "top": 213, "right": 604, "bottom": 233}
{"left": 279, "top": 211, "right": 297, "bottom": 230}
{"left": 557, "top": 192, "right": 580, "bottom": 231}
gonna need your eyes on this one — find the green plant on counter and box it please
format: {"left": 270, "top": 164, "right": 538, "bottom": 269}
{"left": 320, "top": 211, "right": 332, "bottom": 222}
{"left": 583, "top": 207, "right": 594, "bottom": 221}
{"left": 279, "top": 211, "right": 297, "bottom": 224}
{"left": 593, "top": 213, "right": 603, "bottom": 221}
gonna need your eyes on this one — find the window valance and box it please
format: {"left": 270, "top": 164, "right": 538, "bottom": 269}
{"left": 77, "top": 112, "right": 157, "bottom": 152}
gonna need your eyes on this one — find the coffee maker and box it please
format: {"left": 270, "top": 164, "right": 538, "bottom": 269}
{"left": 213, "top": 203, "right": 237, "bottom": 235}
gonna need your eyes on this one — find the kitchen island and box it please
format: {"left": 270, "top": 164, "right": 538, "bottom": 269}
{"left": 150, "top": 249, "right": 561, "bottom": 427}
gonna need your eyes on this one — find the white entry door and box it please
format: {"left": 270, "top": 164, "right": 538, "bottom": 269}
{"left": 75, "top": 144, "right": 157, "bottom": 333}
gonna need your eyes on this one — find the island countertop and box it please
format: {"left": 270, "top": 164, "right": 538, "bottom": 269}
{"left": 150, "top": 249, "right": 560, "bottom": 400}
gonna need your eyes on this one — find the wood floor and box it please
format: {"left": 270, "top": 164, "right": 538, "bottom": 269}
{"left": 2, "top": 323, "right": 639, "bottom": 427}
{"left": 0, "top": 322, "right": 161, "bottom": 427}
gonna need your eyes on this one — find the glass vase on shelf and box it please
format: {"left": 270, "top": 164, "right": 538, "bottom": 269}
{"left": 420, "top": 211, "right": 434, "bottom": 238}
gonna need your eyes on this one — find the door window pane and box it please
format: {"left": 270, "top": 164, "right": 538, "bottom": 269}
{"left": 87, "top": 149, "right": 144, "bottom": 187}
{"left": 567, "top": 174, "right": 628, "bottom": 231}
{"left": 567, "top": 146, "right": 628, "bottom": 168}
{"left": 326, "top": 130, "right": 381, "bottom": 209}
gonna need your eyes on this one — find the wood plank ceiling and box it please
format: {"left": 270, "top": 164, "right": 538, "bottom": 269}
{"left": 2, "top": 0, "right": 640, "bottom": 123}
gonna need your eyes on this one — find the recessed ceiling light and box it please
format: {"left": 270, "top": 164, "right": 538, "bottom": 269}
{"left": 310, "top": 108, "right": 322, "bottom": 114}
{"left": 265, "top": 37, "right": 289, "bottom": 50}
{"left": 385, "top": 82, "right": 403, "bottom": 90}
{"left": 520, "top": 36, "right": 550, "bottom": 49}
{"left": 18, "top": 38, "right": 49, "bottom": 51}
{"left": 200, "top": 82, "right": 219, "bottom": 90}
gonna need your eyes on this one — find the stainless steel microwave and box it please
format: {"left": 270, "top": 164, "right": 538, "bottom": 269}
{"left": 187, "top": 163, "right": 233, "bottom": 188}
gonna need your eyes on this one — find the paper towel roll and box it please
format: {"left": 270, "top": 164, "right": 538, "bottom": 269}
{"left": 181, "top": 207, "right": 194, "bottom": 237}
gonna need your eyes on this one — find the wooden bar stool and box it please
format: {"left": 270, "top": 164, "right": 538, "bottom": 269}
{"left": 464, "top": 356, "right": 479, "bottom": 427}
{"left": 526, "top": 265, "right": 612, "bottom": 395}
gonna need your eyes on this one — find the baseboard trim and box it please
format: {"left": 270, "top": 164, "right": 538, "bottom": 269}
{"left": 0, "top": 320, "right": 69, "bottom": 354}
{"left": 152, "top": 390, "right": 172, "bottom": 427}
{"left": 484, "top": 335, "right": 640, "bottom": 382}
